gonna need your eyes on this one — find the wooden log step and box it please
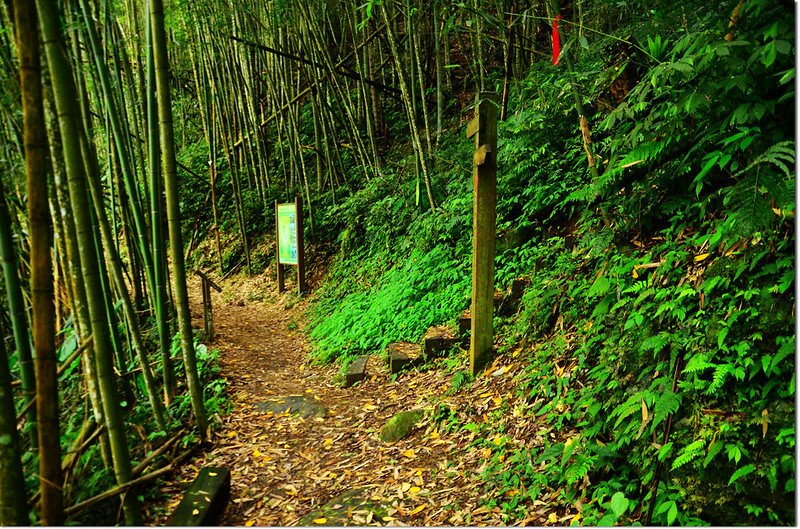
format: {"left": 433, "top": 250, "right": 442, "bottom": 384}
{"left": 345, "top": 355, "right": 368, "bottom": 387}
{"left": 387, "top": 342, "right": 423, "bottom": 374}
{"left": 166, "top": 466, "right": 231, "bottom": 526}
{"left": 423, "top": 325, "right": 462, "bottom": 359}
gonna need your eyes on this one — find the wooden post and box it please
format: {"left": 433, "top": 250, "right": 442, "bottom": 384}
{"left": 201, "top": 279, "right": 210, "bottom": 338}
{"left": 466, "top": 91, "right": 498, "bottom": 375}
{"left": 275, "top": 199, "right": 285, "bottom": 293}
{"left": 296, "top": 196, "right": 306, "bottom": 295}
{"left": 195, "top": 270, "right": 222, "bottom": 342}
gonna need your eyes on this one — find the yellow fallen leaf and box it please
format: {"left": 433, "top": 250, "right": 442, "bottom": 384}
{"left": 364, "top": 404, "right": 377, "bottom": 411}
{"left": 226, "top": 431, "right": 237, "bottom": 437}
{"left": 208, "top": 472, "right": 217, "bottom": 477}
{"left": 401, "top": 449, "right": 416, "bottom": 458}
{"left": 493, "top": 436, "right": 503, "bottom": 446}
{"left": 492, "top": 397, "right": 503, "bottom": 406}
{"left": 253, "top": 449, "right": 261, "bottom": 457}
{"left": 694, "top": 252, "right": 710, "bottom": 262}
{"left": 571, "top": 512, "right": 582, "bottom": 524}
{"left": 409, "top": 486, "right": 421, "bottom": 494}
{"left": 409, "top": 504, "right": 427, "bottom": 515}
{"left": 482, "top": 447, "right": 492, "bottom": 458}
{"left": 632, "top": 268, "right": 639, "bottom": 278}
{"left": 401, "top": 482, "right": 411, "bottom": 492}
{"left": 313, "top": 517, "right": 327, "bottom": 524}
{"left": 323, "top": 438, "right": 333, "bottom": 447}
{"left": 479, "top": 391, "right": 492, "bottom": 398}
{"left": 548, "top": 512, "right": 558, "bottom": 524}
{"left": 192, "top": 509, "right": 200, "bottom": 516}
{"left": 245, "top": 520, "right": 255, "bottom": 527}
{"left": 430, "top": 430, "right": 439, "bottom": 439}
{"left": 512, "top": 347, "right": 522, "bottom": 358}
{"left": 565, "top": 437, "right": 574, "bottom": 447}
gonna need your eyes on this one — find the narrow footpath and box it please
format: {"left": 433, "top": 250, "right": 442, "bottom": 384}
{"left": 151, "top": 273, "right": 554, "bottom": 526}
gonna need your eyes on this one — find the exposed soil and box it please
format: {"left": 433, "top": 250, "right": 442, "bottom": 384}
{"left": 149, "top": 271, "right": 556, "bottom": 526}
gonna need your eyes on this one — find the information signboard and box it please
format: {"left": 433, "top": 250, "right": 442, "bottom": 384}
{"left": 277, "top": 203, "right": 299, "bottom": 265}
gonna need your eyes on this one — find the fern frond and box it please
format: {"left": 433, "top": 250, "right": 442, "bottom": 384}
{"left": 683, "top": 353, "right": 715, "bottom": 374}
{"left": 708, "top": 363, "right": 734, "bottom": 394}
{"left": 652, "top": 391, "right": 681, "bottom": 430}
{"left": 735, "top": 141, "right": 796, "bottom": 179}
{"left": 672, "top": 440, "right": 706, "bottom": 471}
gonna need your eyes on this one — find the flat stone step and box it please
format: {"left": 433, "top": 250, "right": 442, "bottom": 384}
{"left": 166, "top": 466, "right": 231, "bottom": 526}
{"left": 345, "top": 355, "right": 368, "bottom": 387}
{"left": 387, "top": 342, "right": 423, "bottom": 374}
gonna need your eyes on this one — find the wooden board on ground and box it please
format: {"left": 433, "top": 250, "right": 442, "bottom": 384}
{"left": 345, "top": 355, "right": 368, "bottom": 387}
{"left": 387, "top": 342, "right": 423, "bottom": 374}
{"left": 166, "top": 466, "right": 231, "bottom": 526}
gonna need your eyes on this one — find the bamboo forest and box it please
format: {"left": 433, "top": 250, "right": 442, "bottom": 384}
{"left": 0, "top": 0, "right": 795, "bottom": 525}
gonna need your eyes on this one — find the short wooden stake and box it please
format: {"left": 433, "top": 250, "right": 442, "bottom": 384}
{"left": 466, "top": 91, "right": 499, "bottom": 375}
{"left": 195, "top": 270, "right": 222, "bottom": 342}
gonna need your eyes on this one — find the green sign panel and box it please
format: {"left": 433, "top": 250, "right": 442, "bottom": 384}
{"left": 277, "top": 203, "right": 299, "bottom": 265}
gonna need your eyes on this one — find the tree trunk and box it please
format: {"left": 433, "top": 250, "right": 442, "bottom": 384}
{"left": 149, "top": 0, "right": 208, "bottom": 436}
{"left": 36, "top": 0, "right": 142, "bottom": 523}
{"left": 0, "top": 179, "right": 36, "bottom": 447}
{"left": 5, "top": 1, "right": 41, "bottom": 523}
{"left": 21, "top": 0, "right": 64, "bottom": 524}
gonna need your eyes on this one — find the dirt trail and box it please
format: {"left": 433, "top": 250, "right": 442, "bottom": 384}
{"left": 152, "top": 273, "right": 547, "bottom": 526}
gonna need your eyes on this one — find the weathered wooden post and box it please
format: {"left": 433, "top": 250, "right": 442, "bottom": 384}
{"left": 466, "top": 91, "right": 498, "bottom": 375}
{"left": 275, "top": 197, "right": 306, "bottom": 295}
{"left": 195, "top": 270, "right": 222, "bottom": 341}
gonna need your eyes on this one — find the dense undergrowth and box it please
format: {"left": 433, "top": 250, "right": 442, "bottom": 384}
{"left": 299, "top": 0, "right": 795, "bottom": 525}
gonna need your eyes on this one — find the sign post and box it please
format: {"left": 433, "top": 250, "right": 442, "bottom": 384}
{"left": 466, "top": 92, "right": 498, "bottom": 375}
{"left": 275, "top": 197, "right": 306, "bottom": 294}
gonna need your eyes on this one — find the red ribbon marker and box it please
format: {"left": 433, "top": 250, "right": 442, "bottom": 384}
{"left": 552, "top": 14, "right": 562, "bottom": 65}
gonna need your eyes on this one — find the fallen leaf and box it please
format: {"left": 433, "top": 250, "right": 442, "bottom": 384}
{"left": 244, "top": 520, "right": 255, "bottom": 527}
{"left": 548, "top": 512, "right": 558, "bottom": 524}
{"left": 402, "top": 449, "right": 416, "bottom": 458}
{"left": 409, "top": 504, "right": 427, "bottom": 515}
{"left": 694, "top": 253, "right": 710, "bottom": 262}
{"left": 192, "top": 509, "right": 200, "bottom": 516}
{"left": 313, "top": 517, "right": 327, "bottom": 524}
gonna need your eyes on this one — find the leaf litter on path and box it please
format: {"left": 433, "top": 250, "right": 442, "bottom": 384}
{"left": 150, "top": 273, "right": 556, "bottom": 526}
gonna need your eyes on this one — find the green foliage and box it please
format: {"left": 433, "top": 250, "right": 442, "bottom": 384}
{"left": 416, "top": 1, "right": 793, "bottom": 526}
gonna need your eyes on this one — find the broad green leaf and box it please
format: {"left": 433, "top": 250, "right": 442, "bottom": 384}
{"left": 609, "top": 491, "right": 629, "bottom": 518}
